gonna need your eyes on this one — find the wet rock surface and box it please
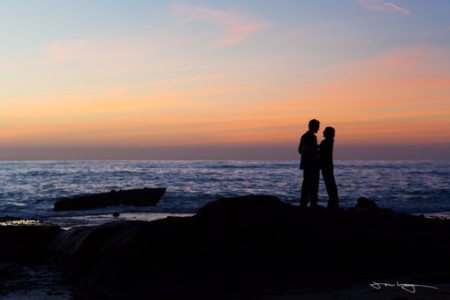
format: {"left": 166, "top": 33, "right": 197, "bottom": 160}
{"left": 0, "top": 263, "right": 80, "bottom": 299}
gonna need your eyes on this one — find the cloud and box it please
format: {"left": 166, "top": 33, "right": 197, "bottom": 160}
{"left": 0, "top": 62, "right": 25, "bottom": 73}
{"left": 42, "top": 37, "right": 156, "bottom": 63}
{"left": 44, "top": 40, "right": 88, "bottom": 63}
{"left": 171, "top": 2, "right": 272, "bottom": 47}
{"left": 332, "top": 45, "right": 448, "bottom": 79}
{"left": 354, "top": 0, "right": 410, "bottom": 15}
{"left": 384, "top": 3, "right": 410, "bottom": 15}
{"left": 281, "top": 28, "right": 308, "bottom": 41}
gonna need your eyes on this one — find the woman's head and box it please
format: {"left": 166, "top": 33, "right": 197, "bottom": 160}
{"left": 323, "top": 127, "right": 335, "bottom": 139}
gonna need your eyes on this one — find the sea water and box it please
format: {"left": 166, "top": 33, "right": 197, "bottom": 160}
{"left": 0, "top": 160, "right": 448, "bottom": 226}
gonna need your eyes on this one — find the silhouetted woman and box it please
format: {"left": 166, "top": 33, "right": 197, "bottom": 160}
{"left": 318, "top": 127, "right": 339, "bottom": 210}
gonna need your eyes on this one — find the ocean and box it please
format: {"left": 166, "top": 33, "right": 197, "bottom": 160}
{"left": 0, "top": 160, "right": 448, "bottom": 228}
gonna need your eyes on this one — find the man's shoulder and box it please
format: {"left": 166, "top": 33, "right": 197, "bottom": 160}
{"left": 301, "top": 131, "right": 312, "bottom": 138}
{"left": 301, "top": 132, "right": 317, "bottom": 146}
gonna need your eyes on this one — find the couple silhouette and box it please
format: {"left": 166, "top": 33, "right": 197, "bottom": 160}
{"left": 298, "top": 119, "right": 338, "bottom": 210}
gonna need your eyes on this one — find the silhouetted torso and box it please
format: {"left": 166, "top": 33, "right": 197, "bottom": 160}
{"left": 319, "top": 137, "right": 338, "bottom": 209}
{"left": 299, "top": 131, "right": 318, "bottom": 170}
{"left": 298, "top": 130, "right": 320, "bottom": 207}
{"left": 319, "top": 138, "right": 334, "bottom": 170}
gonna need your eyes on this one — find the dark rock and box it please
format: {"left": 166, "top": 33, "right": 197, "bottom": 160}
{"left": 0, "top": 222, "right": 61, "bottom": 264}
{"left": 356, "top": 197, "right": 379, "bottom": 209}
{"left": 45, "top": 195, "right": 450, "bottom": 298}
{"left": 112, "top": 212, "right": 120, "bottom": 217}
{"left": 196, "top": 194, "right": 292, "bottom": 226}
{"left": 53, "top": 187, "right": 166, "bottom": 211}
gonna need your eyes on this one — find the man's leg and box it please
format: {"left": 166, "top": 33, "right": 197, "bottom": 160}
{"left": 310, "top": 167, "right": 320, "bottom": 207}
{"left": 300, "top": 169, "right": 313, "bottom": 207}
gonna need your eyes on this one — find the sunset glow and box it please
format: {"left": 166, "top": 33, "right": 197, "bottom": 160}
{"left": 1, "top": 0, "right": 449, "bottom": 159}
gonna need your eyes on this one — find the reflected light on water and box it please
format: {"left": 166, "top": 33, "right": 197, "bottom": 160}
{"left": 0, "top": 220, "right": 48, "bottom": 226}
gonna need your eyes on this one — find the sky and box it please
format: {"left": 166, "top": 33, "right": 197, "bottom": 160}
{"left": 0, "top": 0, "right": 449, "bottom": 160}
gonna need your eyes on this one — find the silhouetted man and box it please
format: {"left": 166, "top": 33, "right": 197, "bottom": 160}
{"left": 319, "top": 127, "right": 339, "bottom": 210}
{"left": 298, "top": 119, "right": 320, "bottom": 208}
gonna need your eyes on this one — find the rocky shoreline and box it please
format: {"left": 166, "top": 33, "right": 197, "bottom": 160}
{"left": 2, "top": 195, "right": 450, "bottom": 299}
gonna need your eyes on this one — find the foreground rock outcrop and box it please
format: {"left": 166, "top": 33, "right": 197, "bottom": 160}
{"left": 50, "top": 196, "right": 450, "bottom": 298}
{"left": 2, "top": 196, "right": 450, "bottom": 298}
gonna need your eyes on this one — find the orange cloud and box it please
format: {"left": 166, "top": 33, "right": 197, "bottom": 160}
{"left": 3, "top": 35, "right": 449, "bottom": 150}
{"left": 233, "top": 45, "right": 450, "bottom": 145}
{"left": 171, "top": 2, "right": 272, "bottom": 47}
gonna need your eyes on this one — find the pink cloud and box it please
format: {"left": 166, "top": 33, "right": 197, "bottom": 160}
{"left": 171, "top": 3, "right": 272, "bottom": 47}
{"left": 44, "top": 40, "right": 88, "bottom": 63}
{"left": 332, "top": 45, "right": 449, "bottom": 81}
{"left": 354, "top": 0, "right": 410, "bottom": 15}
{"left": 282, "top": 28, "right": 308, "bottom": 41}
{"left": 384, "top": 3, "right": 410, "bottom": 15}
{"left": 0, "top": 62, "right": 24, "bottom": 72}
{"left": 43, "top": 37, "right": 157, "bottom": 63}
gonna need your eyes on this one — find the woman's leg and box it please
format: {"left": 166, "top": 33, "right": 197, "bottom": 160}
{"left": 322, "top": 169, "right": 338, "bottom": 209}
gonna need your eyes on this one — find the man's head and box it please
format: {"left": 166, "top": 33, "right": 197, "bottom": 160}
{"left": 308, "top": 119, "right": 320, "bottom": 133}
